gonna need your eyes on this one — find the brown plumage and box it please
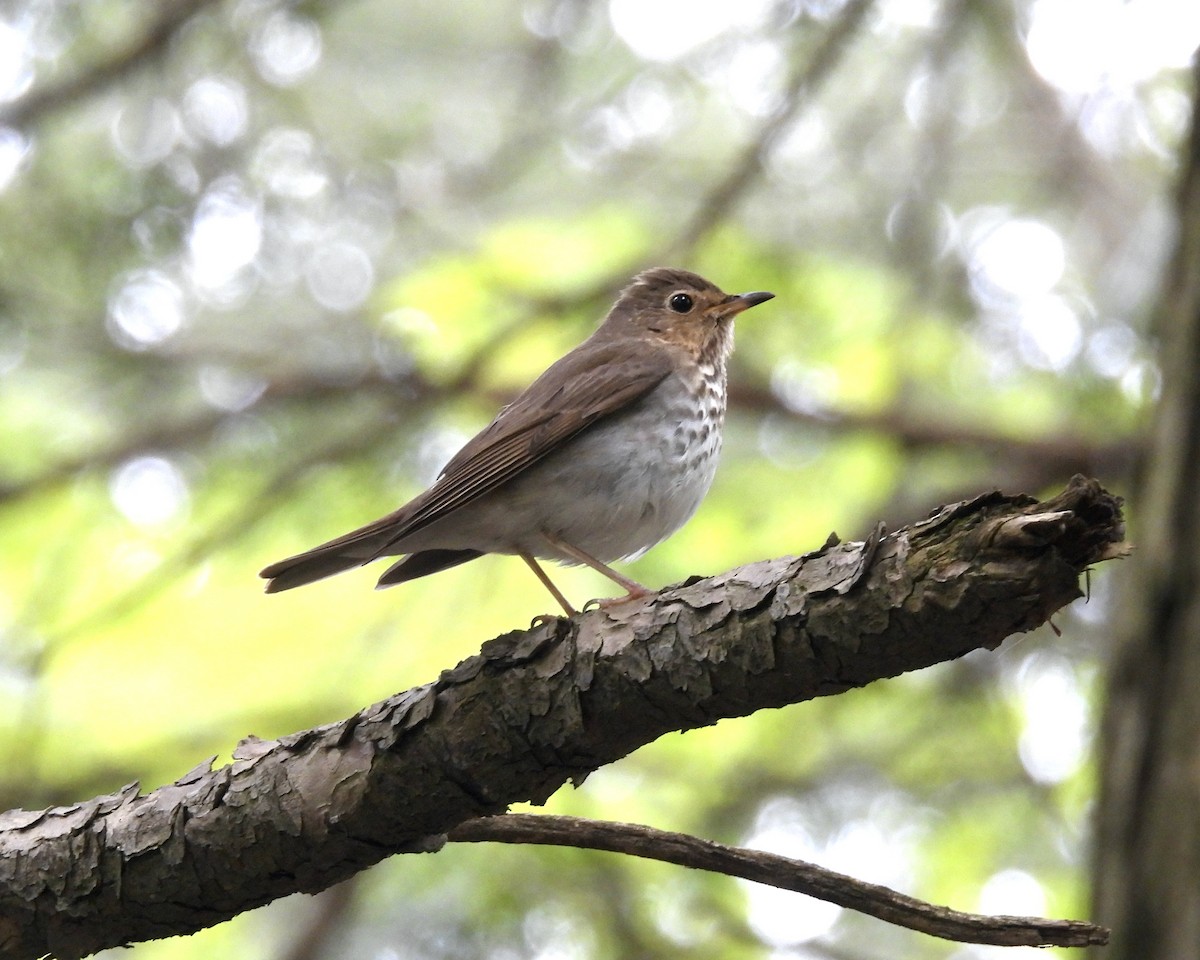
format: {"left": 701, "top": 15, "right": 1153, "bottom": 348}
{"left": 260, "top": 267, "right": 774, "bottom": 613}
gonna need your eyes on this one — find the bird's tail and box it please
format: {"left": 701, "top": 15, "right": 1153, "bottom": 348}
{"left": 259, "top": 511, "right": 405, "bottom": 592}
{"left": 260, "top": 535, "right": 483, "bottom": 593}
{"left": 259, "top": 544, "right": 373, "bottom": 593}
{"left": 375, "top": 548, "right": 482, "bottom": 587}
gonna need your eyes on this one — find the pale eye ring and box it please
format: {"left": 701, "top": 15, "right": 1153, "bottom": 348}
{"left": 669, "top": 292, "right": 694, "bottom": 313}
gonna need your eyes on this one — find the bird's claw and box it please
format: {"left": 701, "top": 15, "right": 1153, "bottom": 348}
{"left": 530, "top": 612, "right": 570, "bottom": 629}
{"left": 583, "top": 590, "right": 649, "bottom": 613}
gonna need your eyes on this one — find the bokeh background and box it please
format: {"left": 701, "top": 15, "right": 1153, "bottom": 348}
{"left": 0, "top": 0, "right": 1194, "bottom": 958}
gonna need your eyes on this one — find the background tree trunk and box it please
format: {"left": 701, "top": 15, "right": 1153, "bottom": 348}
{"left": 1093, "top": 54, "right": 1200, "bottom": 960}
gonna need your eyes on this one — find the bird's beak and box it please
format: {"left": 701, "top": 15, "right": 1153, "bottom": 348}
{"left": 722, "top": 290, "right": 775, "bottom": 317}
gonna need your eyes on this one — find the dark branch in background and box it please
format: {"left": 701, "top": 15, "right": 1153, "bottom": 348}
{"left": 668, "top": 0, "right": 877, "bottom": 258}
{"left": 0, "top": 404, "right": 239, "bottom": 507}
{"left": 0, "top": 477, "right": 1124, "bottom": 960}
{"left": 886, "top": 0, "right": 975, "bottom": 282}
{"left": 440, "top": 6, "right": 574, "bottom": 201}
{"left": 0, "top": 0, "right": 223, "bottom": 131}
{"left": 0, "top": 307, "right": 520, "bottom": 511}
{"left": 275, "top": 878, "right": 359, "bottom": 960}
{"left": 45, "top": 416, "right": 399, "bottom": 648}
{"left": 447, "top": 815, "right": 1108, "bottom": 948}
{"left": 726, "top": 382, "right": 1135, "bottom": 478}
{"left": 498, "top": 0, "right": 879, "bottom": 302}
{"left": 0, "top": 369, "right": 1137, "bottom": 513}
{"left": 983, "top": 0, "right": 1137, "bottom": 247}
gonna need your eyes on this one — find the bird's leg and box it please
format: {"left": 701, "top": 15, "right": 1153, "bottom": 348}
{"left": 539, "top": 532, "right": 653, "bottom": 606}
{"left": 519, "top": 552, "right": 577, "bottom": 617}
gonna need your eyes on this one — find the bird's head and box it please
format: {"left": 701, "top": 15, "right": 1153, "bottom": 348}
{"left": 603, "top": 267, "right": 774, "bottom": 361}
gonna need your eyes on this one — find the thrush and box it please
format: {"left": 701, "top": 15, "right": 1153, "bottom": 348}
{"left": 260, "top": 267, "right": 774, "bottom": 615}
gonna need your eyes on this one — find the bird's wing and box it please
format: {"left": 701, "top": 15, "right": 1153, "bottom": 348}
{"left": 261, "top": 338, "right": 673, "bottom": 578}
{"left": 375, "top": 337, "right": 674, "bottom": 551}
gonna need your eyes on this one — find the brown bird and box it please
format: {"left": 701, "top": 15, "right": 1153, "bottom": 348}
{"left": 260, "top": 267, "right": 774, "bottom": 614}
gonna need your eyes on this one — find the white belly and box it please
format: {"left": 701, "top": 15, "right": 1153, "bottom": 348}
{"left": 395, "top": 369, "right": 725, "bottom": 563}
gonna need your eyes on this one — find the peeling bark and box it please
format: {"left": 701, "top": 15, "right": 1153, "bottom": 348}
{"left": 0, "top": 476, "right": 1124, "bottom": 960}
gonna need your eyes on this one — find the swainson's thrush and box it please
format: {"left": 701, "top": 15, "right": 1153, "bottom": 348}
{"left": 260, "top": 267, "right": 774, "bottom": 614}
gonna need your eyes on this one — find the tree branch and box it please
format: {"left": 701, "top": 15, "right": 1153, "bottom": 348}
{"left": 727, "top": 382, "right": 1136, "bottom": 479}
{"left": 446, "top": 814, "right": 1109, "bottom": 948}
{"left": 0, "top": 476, "right": 1125, "bottom": 959}
{"left": 668, "top": 0, "right": 877, "bottom": 259}
{"left": 1, "top": 371, "right": 1133, "bottom": 511}
{"left": 0, "top": 0, "right": 223, "bottom": 131}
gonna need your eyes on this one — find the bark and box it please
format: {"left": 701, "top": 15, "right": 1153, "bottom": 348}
{"left": 0, "top": 476, "right": 1124, "bottom": 960}
{"left": 1091, "top": 56, "right": 1200, "bottom": 959}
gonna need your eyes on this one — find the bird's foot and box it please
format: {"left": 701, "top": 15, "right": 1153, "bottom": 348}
{"left": 582, "top": 585, "right": 653, "bottom": 612}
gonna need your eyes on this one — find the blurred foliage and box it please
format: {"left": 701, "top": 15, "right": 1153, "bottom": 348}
{"left": 0, "top": 0, "right": 1186, "bottom": 957}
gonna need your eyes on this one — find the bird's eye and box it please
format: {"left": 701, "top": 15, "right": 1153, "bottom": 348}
{"left": 669, "top": 292, "right": 694, "bottom": 313}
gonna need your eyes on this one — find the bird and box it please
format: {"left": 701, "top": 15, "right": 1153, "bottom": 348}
{"left": 260, "top": 267, "right": 774, "bottom": 615}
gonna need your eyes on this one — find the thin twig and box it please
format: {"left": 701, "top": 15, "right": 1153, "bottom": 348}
{"left": 448, "top": 814, "right": 1109, "bottom": 948}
